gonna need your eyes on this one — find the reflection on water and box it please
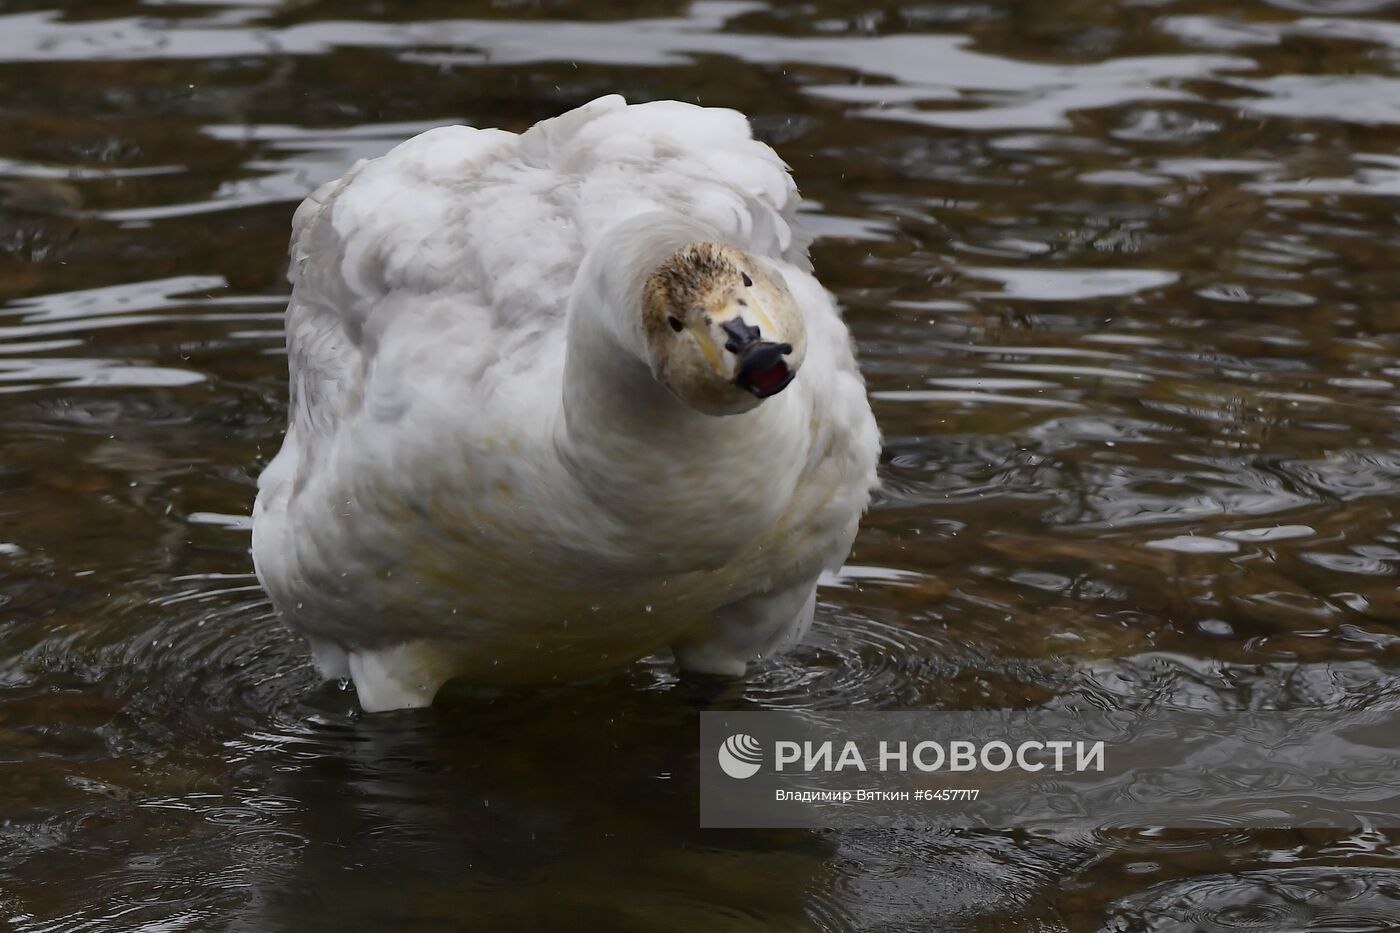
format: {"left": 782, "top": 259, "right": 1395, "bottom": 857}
{"left": 3, "top": 0, "right": 1400, "bottom": 928}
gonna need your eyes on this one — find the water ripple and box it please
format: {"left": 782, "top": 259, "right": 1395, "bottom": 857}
{"left": 3, "top": 0, "right": 1400, "bottom": 928}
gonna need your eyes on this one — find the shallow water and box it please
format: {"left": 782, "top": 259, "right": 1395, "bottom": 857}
{"left": 3, "top": 0, "right": 1400, "bottom": 929}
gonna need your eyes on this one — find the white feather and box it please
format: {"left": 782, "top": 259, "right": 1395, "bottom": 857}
{"left": 251, "top": 96, "right": 879, "bottom": 710}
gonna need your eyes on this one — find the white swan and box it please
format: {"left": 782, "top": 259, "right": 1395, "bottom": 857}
{"left": 251, "top": 96, "right": 880, "bottom": 711}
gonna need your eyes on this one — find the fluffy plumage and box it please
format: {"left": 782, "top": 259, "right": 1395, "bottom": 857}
{"left": 251, "top": 95, "right": 880, "bottom": 711}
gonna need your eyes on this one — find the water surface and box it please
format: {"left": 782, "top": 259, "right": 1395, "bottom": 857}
{"left": 4, "top": 0, "right": 1400, "bottom": 929}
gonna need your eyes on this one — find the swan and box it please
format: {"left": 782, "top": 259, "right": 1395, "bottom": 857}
{"left": 251, "top": 95, "right": 880, "bottom": 711}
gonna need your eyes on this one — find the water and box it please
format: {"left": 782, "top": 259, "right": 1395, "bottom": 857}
{"left": 3, "top": 0, "right": 1400, "bottom": 928}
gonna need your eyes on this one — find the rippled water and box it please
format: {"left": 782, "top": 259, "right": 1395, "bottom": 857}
{"left": 4, "top": 0, "right": 1400, "bottom": 928}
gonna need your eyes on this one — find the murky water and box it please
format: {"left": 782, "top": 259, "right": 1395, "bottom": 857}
{"left": 4, "top": 0, "right": 1400, "bottom": 928}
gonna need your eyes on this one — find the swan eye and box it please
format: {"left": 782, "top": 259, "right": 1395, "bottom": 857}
{"left": 667, "top": 316, "right": 684, "bottom": 333}
{"left": 741, "top": 272, "right": 753, "bottom": 287}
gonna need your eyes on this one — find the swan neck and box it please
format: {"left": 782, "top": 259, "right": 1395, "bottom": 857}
{"left": 562, "top": 295, "right": 721, "bottom": 448}
{"left": 559, "top": 212, "right": 797, "bottom": 493}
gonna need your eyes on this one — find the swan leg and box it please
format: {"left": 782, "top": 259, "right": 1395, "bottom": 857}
{"left": 671, "top": 580, "right": 818, "bottom": 677}
{"left": 305, "top": 635, "right": 351, "bottom": 680}
{"left": 346, "top": 640, "right": 457, "bottom": 712}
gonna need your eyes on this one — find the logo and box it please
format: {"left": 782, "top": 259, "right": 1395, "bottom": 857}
{"left": 718, "top": 733, "right": 763, "bottom": 779}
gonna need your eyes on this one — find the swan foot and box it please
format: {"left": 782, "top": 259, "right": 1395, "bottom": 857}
{"left": 346, "top": 640, "right": 456, "bottom": 712}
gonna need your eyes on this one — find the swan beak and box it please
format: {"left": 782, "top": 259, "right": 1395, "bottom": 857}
{"left": 735, "top": 341, "right": 795, "bottom": 398}
{"left": 719, "top": 316, "right": 794, "bottom": 398}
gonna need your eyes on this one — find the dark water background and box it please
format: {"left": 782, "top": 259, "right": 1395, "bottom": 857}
{"left": 4, "top": 0, "right": 1400, "bottom": 929}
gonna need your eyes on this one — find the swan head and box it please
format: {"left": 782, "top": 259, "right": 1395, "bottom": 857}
{"left": 640, "top": 242, "right": 807, "bottom": 416}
